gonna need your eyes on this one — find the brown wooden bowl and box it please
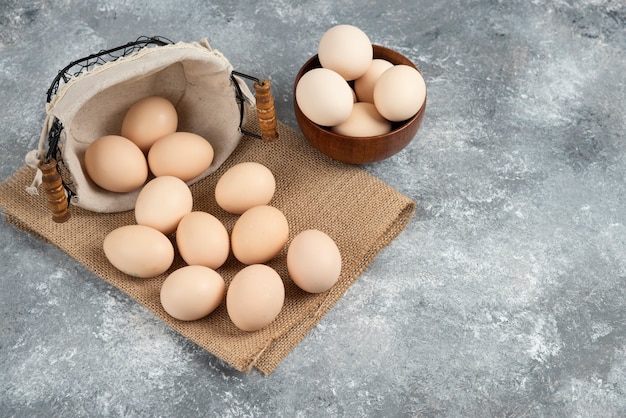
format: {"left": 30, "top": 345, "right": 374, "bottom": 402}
{"left": 293, "top": 44, "right": 427, "bottom": 164}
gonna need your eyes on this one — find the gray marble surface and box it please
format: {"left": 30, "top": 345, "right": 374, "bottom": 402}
{"left": 1, "top": 1, "right": 625, "bottom": 417}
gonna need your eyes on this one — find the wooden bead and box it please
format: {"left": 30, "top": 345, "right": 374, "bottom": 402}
{"left": 38, "top": 158, "right": 71, "bottom": 223}
{"left": 253, "top": 79, "right": 279, "bottom": 142}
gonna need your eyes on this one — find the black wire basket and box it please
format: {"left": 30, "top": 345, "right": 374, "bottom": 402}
{"left": 32, "top": 36, "right": 277, "bottom": 221}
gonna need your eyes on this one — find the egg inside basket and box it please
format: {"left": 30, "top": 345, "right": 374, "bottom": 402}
{"left": 31, "top": 37, "right": 268, "bottom": 214}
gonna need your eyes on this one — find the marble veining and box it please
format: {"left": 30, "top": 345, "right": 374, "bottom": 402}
{"left": 1, "top": 1, "right": 625, "bottom": 416}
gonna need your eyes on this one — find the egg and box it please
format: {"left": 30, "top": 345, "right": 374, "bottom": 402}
{"left": 231, "top": 205, "right": 289, "bottom": 265}
{"left": 160, "top": 265, "right": 226, "bottom": 321}
{"left": 287, "top": 229, "right": 342, "bottom": 293}
{"left": 373, "top": 64, "right": 427, "bottom": 122}
{"left": 226, "top": 264, "right": 285, "bottom": 332}
{"left": 147, "top": 132, "right": 214, "bottom": 182}
{"left": 354, "top": 59, "right": 394, "bottom": 103}
{"left": 135, "top": 176, "right": 193, "bottom": 235}
{"left": 103, "top": 224, "right": 174, "bottom": 278}
{"left": 215, "top": 162, "right": 276, "bottom": 215}
{"left": 121, "top": 96, "right": 178, "bottom": 153}
{"left": 175, "top": 211, "right": 230, "bottom": 269}
{"left": 84, "top": 135, "right": 148, "bottom": 193}
{"left": 318, "top": 24, "right": 373, "bottom": 81}
{"left": 295, "top": 67, "right": 354, "bottom": 127}
{"left": 331, "top": 102, "right": 392, "bottom": 137}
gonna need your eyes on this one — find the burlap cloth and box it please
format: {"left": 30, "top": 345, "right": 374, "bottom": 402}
{"left": 0, "top": 119, "right": 416, "bottom": 375}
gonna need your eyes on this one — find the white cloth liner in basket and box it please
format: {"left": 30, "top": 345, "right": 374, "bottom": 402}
{"left": 26, "top": 38, "right": 256, "bottom": 213}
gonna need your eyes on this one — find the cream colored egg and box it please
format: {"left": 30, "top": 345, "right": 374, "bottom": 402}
{"left": 84, "top": 135, "right": 148, "bottom": 193}
{"left": 147, "top": 132, "right": 214, "bottom": 182}
{"left": 318, "top": 24, "right": 373, "bottom": 81}
{"left": 103, "top": 224, "right": 174, "bottom": 278}
{"left": 331, "top": 102, "right": 392, "bottom": 137}
{"left": 135, "top": 176, "right": 193, "bottom": 235}
{"left": 231, "top": 205, "right": 289, "bottom": 265}
{"left": 226, "top": 264, "right": 285, "bottom": 332}
{"left": 176, "top": 211, "right": 229, "bottom": 269}
{"left": 295, "top": 68, "right": 354, "bottom": 127}
{"left": 287, "top": 229, "right": 342, "bottom": 293}
{"left": 215, "top": 162, "right": 276, "bottom": 215}
{"left": 160, "top": 265, "right": 226, "bottom": 321}
{"left": 354, "top": 59, "right": 394, "bottom": 103}
{"left": 121, "top": 96, "right": 178, "bottom": 153}
{"left": 373, "top": 64, "right": 427, "bottom": 122}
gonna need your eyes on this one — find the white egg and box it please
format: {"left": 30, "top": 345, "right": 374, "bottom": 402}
{"left": 295, "top": 68, "right": 354, "bottom": 127}
{"left": 331, "top": 102, "right": 392, "bottom": 137}
{"left": 373, "top": 65, "right": 426, "bottom": 122}
{"left": 354, "top": 59, "right": 394, "bottom": 103}
{"left": 317, "top": 24, "right": 373, "bottom": 81}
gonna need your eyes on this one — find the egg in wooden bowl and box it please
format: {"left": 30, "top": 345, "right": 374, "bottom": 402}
{"left": 294, "top": 44, "right": 427, "bottom": 164}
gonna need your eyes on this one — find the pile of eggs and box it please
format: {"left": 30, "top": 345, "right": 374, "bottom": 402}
{"left": 84, "top": 96, "right": 214, "bottom": 193}
{"left": 93, "top": 97, "right": 342, "bottom": 332}
{"left": 295, "top": 24, "right": 427, "bottom": 137}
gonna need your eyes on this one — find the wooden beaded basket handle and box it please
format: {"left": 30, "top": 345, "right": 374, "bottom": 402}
{"left": 38, "top": 36, "right": 278, "bottom": 223}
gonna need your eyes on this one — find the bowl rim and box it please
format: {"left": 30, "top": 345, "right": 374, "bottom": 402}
{"left": 293, "top": 44, "right": 427, "bottom": 143}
